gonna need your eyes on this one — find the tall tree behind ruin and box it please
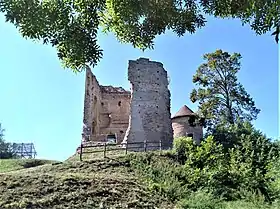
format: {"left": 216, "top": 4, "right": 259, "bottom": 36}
{"left": 190, "top": 50, "right": 260, "bottom": 133}
{"left": 0, "top": 0, "right": 279, "bottom": 71}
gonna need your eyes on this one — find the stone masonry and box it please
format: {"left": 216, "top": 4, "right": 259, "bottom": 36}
{"left": 122, "top": 58, "right": 173, "bottom": 150}
{"left": 82, "top": 66, "right": 131, "bottom": 144}
{"left": 81, "top": 59, "right": 202, "bottom": 150}
{"left": 171, "top": 105, "right": 203, "bottom": 144}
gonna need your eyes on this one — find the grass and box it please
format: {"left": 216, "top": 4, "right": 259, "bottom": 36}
{"left": 67, "top": 145, "right": 134, "bottom": 161}
{"left": 176, "top": 191, "right": 280, "bottom": 209}
{"left": 0, "top": 159, "right": 58, "bottom": 173}
{"left": 0, "top": 156, "right": 173, "bottom": 208}
{"left": 0, "top": 150, "right": 279, "bottom": 209}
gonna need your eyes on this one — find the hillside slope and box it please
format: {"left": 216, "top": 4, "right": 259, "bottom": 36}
{"left": 0, "top": 159, "right": 58, "bottom": 173}
{"left": 0, "top": 156, "right": 173, "bottom": 209}
{"left": 1, "top": 151, "right": 279, "bottom": 209}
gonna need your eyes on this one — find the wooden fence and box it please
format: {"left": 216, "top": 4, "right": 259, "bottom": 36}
{"left": 79, "top": 140, "right": 164, "bottom": 161}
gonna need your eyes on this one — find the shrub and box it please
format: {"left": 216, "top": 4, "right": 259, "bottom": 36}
{"left": 176, "top": 190, "right": 225, "bottom": 209}
{"left": 227, "top": 127, "right": 279, "bottom": 200}
{"left": 126, "top": 152, "right": 189, "bottom": 201}
{"left": 127, "top": 123, "right": 280, "bottom": 204}
{"left": 266, "top": 154, "right": 280, "bottom": 200}
{"left": 173, "top": 137, "right": 196, "bottom": 164}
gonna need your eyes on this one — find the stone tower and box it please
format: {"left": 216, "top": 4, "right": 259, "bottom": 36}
{"left": 171, "top": 105, "right": 203, "bottom": 144}
{"left": 123, "top": 58, "right": 173, "bottom": 150}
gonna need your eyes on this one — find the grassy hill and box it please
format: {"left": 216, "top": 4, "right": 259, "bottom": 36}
{"left": 0, "top": 159, "right": 58, "bottom": 173}
{"left": 0, "top": 154, "right": 173, "bottom": 209}
{"left": 0, "top": 150, "right": 279, "bottom": 209}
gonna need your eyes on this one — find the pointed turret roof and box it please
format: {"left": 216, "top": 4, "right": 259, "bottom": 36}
{"left": 172, "top": 105, "right": 196, "bottom": 119}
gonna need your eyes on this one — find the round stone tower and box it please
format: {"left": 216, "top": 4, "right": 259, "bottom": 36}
{"left": 171, "top": 105, "right": 203, "bottom": 144}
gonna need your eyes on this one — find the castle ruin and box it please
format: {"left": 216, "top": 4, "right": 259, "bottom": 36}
{"left": 123, "top": 58, "right": 173, "bottom": 150}
{"left": 82, "top": 68, "right": 131, "bottom": 144}
{"left": 81, "top": 58, "right": 203, "bottom": 149}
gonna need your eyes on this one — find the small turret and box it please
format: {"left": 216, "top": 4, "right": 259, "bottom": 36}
{"left": 171, "top": 105, "right": 203, "bottom": 144}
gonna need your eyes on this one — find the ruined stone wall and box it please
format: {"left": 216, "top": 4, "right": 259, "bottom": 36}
{"left": 82, "top": 67, "right": 102, "bottom": 141}
{"left": 172, "top": 117, "right": 203, "bottom": 144}
{"left": 123, "top": 58, "right": 173, "bottom": 150}
{"left": 98, "top": 87, "right": 130, "bottom": 143}
{"left": 82, "top": 68, "right": 130, "bottom": 144}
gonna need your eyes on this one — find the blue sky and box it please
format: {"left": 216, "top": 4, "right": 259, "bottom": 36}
{"left": 0, "top": 15, "right": 279, "bottom": 161}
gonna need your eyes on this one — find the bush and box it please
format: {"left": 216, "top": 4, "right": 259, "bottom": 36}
{"left": 226, "top": 125, "right": 279, "bottom": 201}
{"left": 174, "top": 136, "right": 232, "bottom": 198}
{"left": 266, "top": 155, "right": 280, "bottom": 200}
{"left": 173, "top": 137, "right": 196, "bottom": 164}
{"left": 176, "top": 190, "right": 224, "bottom": 209}
{"left": 127, "top": 122, "right": 280, "bottom": 205}
{"left": 126, "top": 152, "right": 189, "bottom": 201}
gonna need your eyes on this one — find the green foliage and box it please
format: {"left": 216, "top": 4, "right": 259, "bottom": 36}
{"left": 127, "top": 152, "right": 189, "bottom": 201}
{"left": 0, "top": 1, "right": 279, "bottom": 71}
{"left": 130, "top": 124, "right": 280, "bottom": 204}
{"left": 190, "top": 50, "right": 260, "bottom": 133}
{"left": 223, "top": 200, "right": 277, "bottom": 209}
{"left": 0, "top": 159, "right": 57, "bottom": 173}
{"left": 202, "top": 0, "right": 280, "bottom": 43}
{"left": 226, "top": 125, "right": 279, "bottom": 200}
{"left": 213, "top": 121, "right": 277, "bottom": 149}
{"left": 0, "top": 0, "right": 104, "bottom": 71}
{"left": 266, "top": 153, "right": 280, "bottom": 200}
{"left": 0, "top": 144, "right": 279, "bottom": 208}
{"left": 173, "top": 136, "right": 196, "bottom": 164}
{"left": 173, "top": 136, "right": 231, "bottom": 198}
{"left": 0, "top": 156, "right": 173, "bottom": 208}
{"left": 176, "top": 190, "right": 224, "bottom": 209}
{"left": 0, "top": 123, "right": 15, "bottom": 159}
{"left": 101, "top": 0, "right": 205, "bottom": 50}
{"left": 0, "top": 143, "right": 14, "bottom": 159}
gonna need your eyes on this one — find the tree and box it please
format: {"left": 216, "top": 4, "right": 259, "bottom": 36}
{"left": 0, "top": 0, "right": 279, "bottom": 71}
{"left": 0, "top": 123, "right": 5, "bottom": 141}
{"left": 0, "top": 123, "right": 14, "bottom": 159}
{"left": 201, "top": 0, "right": 280, "bottom": 43}
{"left": 190, "top": 49, "right": 260, "bottom": 132}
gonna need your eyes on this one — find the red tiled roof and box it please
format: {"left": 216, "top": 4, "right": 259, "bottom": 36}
{"left": 172, "top": 105, "right": 196, "bottom": 119}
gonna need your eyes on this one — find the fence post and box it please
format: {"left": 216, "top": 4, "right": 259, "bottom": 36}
{"left": 21, "top": 143, "right": 24, "bottom": 158}
{"left": 79, "top": 143, "right": 83, "bottom": 161}
{"left": 144, "top": 140, "right": 147, "bottom": 152}
{"left": 104, "top": 143, "right": 107, "bottom": 158}
{"left": 125, "top": 143, "right": 128, "bottom": 155}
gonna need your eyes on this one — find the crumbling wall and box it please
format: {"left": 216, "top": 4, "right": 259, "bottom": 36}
{"left": 123, "top": 58, "right": 173, "bottom": 150}
{"left": 82, "top": 67, "right": 131, "bottom": 144}
{"left": 82, "top": 67, "right": 102, "bottom": 142}
{"left": 98, "top": 87, "right": 131, "bottom": 143}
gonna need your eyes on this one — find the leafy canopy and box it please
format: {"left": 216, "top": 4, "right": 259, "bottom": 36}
{"left": 190, "top": 50, "right": 260, "bottom": 132}
{"left": 0, "top": 0, "right": 279, "bottom": 71}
